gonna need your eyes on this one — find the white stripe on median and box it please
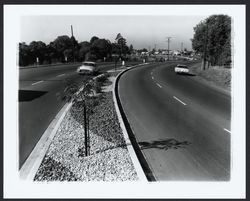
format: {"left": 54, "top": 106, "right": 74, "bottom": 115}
{"left": 173, "top": 96, "right": 187, "bottom": 106}
{"left": 56, "top": 73, "right": 65, "bottom": 77}
{"left": 32, "top": 80, "right": 44, "bottom": 86}
{"left": 223, "top": 128, "right": 231, "bottom": 134}
{"left": 156, "top": 83, "right": 162, "bottom": 88}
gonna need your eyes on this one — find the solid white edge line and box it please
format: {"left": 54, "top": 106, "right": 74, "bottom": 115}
{"left": 223, "top": 128, "right": 231, "bottom": 133}
{"left": 173, "top": 96, "right": 187, "bottom": 105}
{"left": 31, "top": 80, "right": 43, "bottom": 85}
{"left": 113, "top": 65, "right": 148, "bottom": 182}
{"left": 56, "top": 73, "right": 65, "bottom": 77}
{"left": 156, "top": 83, "right": 162, "bottom": 88}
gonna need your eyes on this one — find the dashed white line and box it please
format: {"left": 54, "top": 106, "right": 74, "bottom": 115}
{"left": 156, "top": 83, "right": 162, "bottom": 88}
{"left": 32, "top": 80, "right": 44, "bottom": 86}
{"left": 56, "top": 73, "right": 65, "bottom": 77}
{"left": 173, "top": 96, "right": 187, "bottom": 106}
{"left": 152, "top": 76, "right": 155, "bottom": 80}
{"left": 223, "top": 128, "right": 231, "bottom": 134}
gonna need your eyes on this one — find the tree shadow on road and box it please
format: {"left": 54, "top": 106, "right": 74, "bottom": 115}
{"left": 138, "top": 138, "right": 191, "bottom": 151}
{"left": 177, "top": 72, "right": 196, "bottom": 76}
{"left": 19, "top": 90, "right": 48, "bottom": 102}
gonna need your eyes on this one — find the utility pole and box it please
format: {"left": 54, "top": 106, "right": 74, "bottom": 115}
{"left": 166, "top": 37, "right": 171, "bottom": 61}
{"left": 71, "top": 25, "right": 75, "bottom": 62}
{"left": 71, "top": 25, "right": 74, "bottom": 37}
{"left": 202, "top": 24, "right": 209, "bottom": 70}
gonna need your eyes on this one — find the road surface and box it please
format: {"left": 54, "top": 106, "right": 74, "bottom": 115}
{"left": 118, "top": 62, "right": 231, "bottom": 181}
{"left": 18, "top": 62, "right": 135, "bottom": 168}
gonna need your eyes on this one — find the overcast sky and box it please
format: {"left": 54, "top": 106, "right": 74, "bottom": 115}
{"left": 20, "top": 15, "right": 207, "bottom": 51}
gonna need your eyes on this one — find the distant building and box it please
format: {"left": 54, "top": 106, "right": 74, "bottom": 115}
{"left": 141, "top": 51, "right": 149, "bottom": 56}
{"left": 173, "top": 50, "right": 181, "bottom": 56}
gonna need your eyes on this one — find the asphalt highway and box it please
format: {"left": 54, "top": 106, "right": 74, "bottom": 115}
{"left": 18, "top": 62, "right": 130, "bottom": 168}
{"left": 118, "top": 62, "right": 231, "bottom": 181}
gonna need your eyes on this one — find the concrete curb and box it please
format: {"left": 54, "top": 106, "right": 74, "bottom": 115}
{"left": 112, "top": 63, "right": 152, "bottom": 182}
{"left": 19, "top": 102, "right": 72, "bottom": 181}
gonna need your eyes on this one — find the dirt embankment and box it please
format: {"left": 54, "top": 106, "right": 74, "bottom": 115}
{"left": 189, "top": 62, "right": 231, "bottom": 92}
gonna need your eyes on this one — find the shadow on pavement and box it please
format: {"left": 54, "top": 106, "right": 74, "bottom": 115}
{"left": 19, "top": 90, "right": 48, "bottom": 102}
{"left": 177, "top": 72, "right": 196, "bottom": 76}
{"left": 138, "top": 138, "right": 191, "bottom": 150}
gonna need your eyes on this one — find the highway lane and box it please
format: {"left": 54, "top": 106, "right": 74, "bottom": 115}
{"left": 19, "top": 68, "right": 85, "bottom": 169}
{"left": 118, "top": 62, "right": 231, "bottom": 181}
{"left": 18, "top": 62, "right": 131, "bottom": 168}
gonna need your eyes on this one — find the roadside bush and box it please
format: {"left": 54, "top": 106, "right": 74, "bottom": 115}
{"left": 94, "top": 73, "right": 110, "bottom": 93}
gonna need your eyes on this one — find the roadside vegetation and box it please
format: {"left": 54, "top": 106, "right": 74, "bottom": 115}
{"left": 192, "top": 14, "right": 231, "bottom": 69}
{"left": 191, "top": 15, "right": 231, "bottom": 91}
{"left": 189, "top": 63, "right": 231, "bottom": 91}
{"left": 19, "top": 33, "right": 133, "bottom": 66}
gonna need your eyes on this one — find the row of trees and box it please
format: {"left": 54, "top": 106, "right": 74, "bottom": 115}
{"left": 192, "top": 14, "right": 231, "bottom": 69}
{"left": 19, "top": 34, "right": 132, "bottom": 66}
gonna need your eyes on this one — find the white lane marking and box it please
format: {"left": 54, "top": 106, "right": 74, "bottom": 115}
{"left": 223, "top": 128, "right": 231, "bottom": 134}
{"left": 173, "top": 96, "right": 187, "bottom": 106}
{"left": 151, "top": 72, "right": 153, "bottom": 75}
{"left": 32, "top": 80, "right": 44, "bottom": 86}
{"left": 156, "top": 83, "right": 162, "bottom": 88}
{"left": 56, "top": 73, "right": 65, "bottom": 77}
{"left": 152, "top": 76, "right": 155, "bottom": 80}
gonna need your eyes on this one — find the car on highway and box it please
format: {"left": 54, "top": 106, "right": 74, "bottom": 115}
{"left": 77, "top": 61, "right": 98, "bottom": 75}
{"left": 174, "top": 64, "right": 189, "bottom": 74}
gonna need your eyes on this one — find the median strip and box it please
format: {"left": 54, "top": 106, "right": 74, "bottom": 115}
{"left": 173, "top": 96, "right": 187, "bottom": 106}
{"left": 31, "top": 80, "right": 44, "bottom": 86}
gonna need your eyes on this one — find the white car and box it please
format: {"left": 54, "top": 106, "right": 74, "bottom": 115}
{"left": 77, "top": 61, "right": 98, "bottom": 75}
{"left": 174, "top": 64, "right": 189, "bottom": 74}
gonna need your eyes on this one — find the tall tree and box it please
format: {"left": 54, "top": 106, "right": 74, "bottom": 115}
{"left": 129, "top": 44, "right": 134, "bottom": 54}
{"left": 19, "top": 42, "right": 31, "bottom": 66}
{"left": 115, "top": 33, "right": 130, "bottom": 58}
{"left": 91, "top": 39, "right": 112, "bottom": 59}
{"left": 79, "top": 41, "right": 91, "bottom": 61}
{"left": 28, "top": 41, "right": 47, "bottom": 64}
{"left": 192, "top": 15, "right": 231, "bottom": 69}
{"left": 51, "top": 35, "right": 74, "bottom": 62}
{"left": 90, "top": 36, "right": 99, "bottom": 44}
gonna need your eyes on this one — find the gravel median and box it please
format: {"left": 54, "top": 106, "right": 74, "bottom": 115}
{"left": 34, "top": 75, "right": 139, "bottom": 181}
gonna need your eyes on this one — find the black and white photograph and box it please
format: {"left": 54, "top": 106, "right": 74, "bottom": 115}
{"left": 3, "top": 4, "right": 246, "bottom": 198}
